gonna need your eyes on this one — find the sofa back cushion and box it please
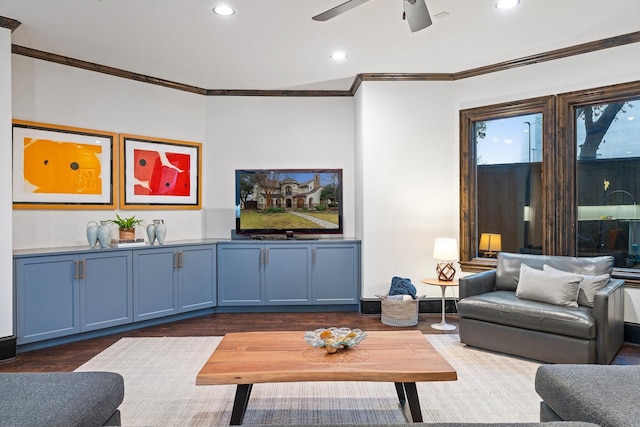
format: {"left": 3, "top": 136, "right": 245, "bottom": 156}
{"left": 516, "top": 264, "right": 582, "bottom": 307}
{"left": 495, "top": 252, "right": 614, "bottom": 292}
{"left": 543, "top": 264, "right": 610, "bottom": 307}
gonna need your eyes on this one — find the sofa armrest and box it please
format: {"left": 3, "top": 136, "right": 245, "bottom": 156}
{"left": 593, "top": 278, "right": 625, "bottom": 364}
{"left": 459, "top": 270, "right": 496, "bottom": 299}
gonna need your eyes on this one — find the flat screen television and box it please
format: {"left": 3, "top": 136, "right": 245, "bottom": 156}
{"left": 235, "top": 168, "right": 343, "bottom": 237}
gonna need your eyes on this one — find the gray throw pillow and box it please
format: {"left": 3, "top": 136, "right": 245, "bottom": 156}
{"left": 543, "top": 264, "right": 610, "bottom": 307}
{"left": 516, "top": 264, "right": 582, "bottom": 307}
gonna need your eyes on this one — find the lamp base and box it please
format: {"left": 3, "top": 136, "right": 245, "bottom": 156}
{"left": 436, "top": 261, "right": 456, "bottom": 281}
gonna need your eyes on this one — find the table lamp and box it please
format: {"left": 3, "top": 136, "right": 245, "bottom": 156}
{"left": 433, "top": 238, "right": 458, "bottom": 281}
{"left": 479, "top": 233, "right": 502, "bottom": 257}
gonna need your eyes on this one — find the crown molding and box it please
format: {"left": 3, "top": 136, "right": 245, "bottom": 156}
{"left": 452, "top": 31, "right": 640, "bottom": 80}
{"left": 0, "top": 16, "right": 21, "bottom": 32}
{"left": 11, "top": 45, "right": 207, "bottom": 95}
{"left": 10, "top": 30, "right": 640, "bottom": 97}
{"left": 205, "top": 88, "right": 352, "bottom": 97}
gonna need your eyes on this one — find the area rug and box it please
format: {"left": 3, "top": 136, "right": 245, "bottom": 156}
{"left": 75, "top": 334, "right": 542, "bottom": 426}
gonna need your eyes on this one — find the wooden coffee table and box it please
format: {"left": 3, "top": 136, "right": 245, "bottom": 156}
{"left": 196, "top": 330, "right": 457, "bottom": 425}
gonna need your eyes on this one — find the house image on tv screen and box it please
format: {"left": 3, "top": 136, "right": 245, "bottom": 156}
{"left": 245, "top": 173, "right": 335, "bottom": 209}
{"left": 237, "top": 170, "right": 342, "bottom": 232}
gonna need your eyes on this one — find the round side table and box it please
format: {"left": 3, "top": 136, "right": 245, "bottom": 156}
{"left": 420, "top": 278, "right": 459, "bottom": 330}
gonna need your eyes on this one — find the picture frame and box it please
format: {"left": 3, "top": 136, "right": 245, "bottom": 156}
{"left": 119, "top": 134, "right": 202, "bottom": 210}
{"left": 12, "top": 120, "right": 117, "bottom": 210}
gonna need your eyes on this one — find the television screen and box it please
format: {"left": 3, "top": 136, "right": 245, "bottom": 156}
{"left": 235, "top": 169, "right": 343, "bottom": 236}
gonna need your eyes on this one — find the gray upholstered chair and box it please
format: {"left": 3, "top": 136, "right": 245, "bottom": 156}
{"left": 458, "top": 252, "right": 625, "bottom": 364}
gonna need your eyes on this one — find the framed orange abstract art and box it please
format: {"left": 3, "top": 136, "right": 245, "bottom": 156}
{"left": 12, "top": 120, "right": 117, "bottom": 209}
{"left": 119, "top": 134, "right": 202, "bottom": 210}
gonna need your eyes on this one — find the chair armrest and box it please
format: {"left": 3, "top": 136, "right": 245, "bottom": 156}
{"left": 459, "top": 270, "right": 496, "bottom": 299}
{"left": 593, "top": 278, "right": 625, "bottom": 364}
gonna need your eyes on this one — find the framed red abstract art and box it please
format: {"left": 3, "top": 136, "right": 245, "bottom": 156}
{"left": 12, "top": 119, "right": 117, "bottom": 210}
{"left": 119, "top": 134, "right": 202, "bottom": 210}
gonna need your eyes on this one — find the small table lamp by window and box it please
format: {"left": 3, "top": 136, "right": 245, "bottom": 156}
{"left": 433, "top": 238, "right": 458, "bottom": 281}
{"left": 479, "top": 233, "right": 502, "bottom": 257}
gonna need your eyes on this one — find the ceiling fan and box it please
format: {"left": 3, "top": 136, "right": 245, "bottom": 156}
{"left": 312, "top": 0, "right": 432, "bottom": 33}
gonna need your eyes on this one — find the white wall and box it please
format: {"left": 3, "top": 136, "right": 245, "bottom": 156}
{"left": 11, "top": 56, "right": 208, "bottom": 249}
{"left": 352, "top": 43, "right": 640, "bottom": 311}
{"left": 0, "top": 29, "right": 13, "bottom": 339}
{"left": 453, "top": 43, "right": 640, "bottom": 323}
{"left": 202, "top": 96, "right": 355, "bottom": 239}
{"left": 9, "top": 41, "right": 640, "bottom": 323}
{"left": 453, "top": 43, "right": 640, "bottom": 110}
{"left": 355, "top": 81, "right": 457, "bottom": 298}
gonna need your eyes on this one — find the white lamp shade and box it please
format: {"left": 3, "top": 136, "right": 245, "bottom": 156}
{"left": 433, "top": 238, "right": 458, "bottom": 260}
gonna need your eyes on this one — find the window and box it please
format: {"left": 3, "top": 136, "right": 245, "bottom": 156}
{"left": 559, "top": 82, "right": 640, "bottom": 278}
{"left": 476, "top": 113, "right": 543, "bottom": 257}
{"left": 461, "top": 80, "right": 640, "bottom": 285}
{"left": 460, "top": 96, "right": 554, "bottom": 271}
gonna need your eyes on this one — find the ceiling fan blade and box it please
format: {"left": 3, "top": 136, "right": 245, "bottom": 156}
{"left": 404, "top": 0, "right": 432, "bottom": 32}
{"left": 312, "top": 0, "right": 370, "bottom": 22}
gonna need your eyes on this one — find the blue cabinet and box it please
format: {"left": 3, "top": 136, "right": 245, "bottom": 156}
{"left": 217, "top": 240, "right": 360, "bottom": 308}
{"left": 217, "top": 243, "right": 264, "bottom": 305}
{"left": 179, "top": 245, "right": 217, "bottom": 311}
{"left": 14, "top": 241, "right": 216, "bottom": 346}
{"left": 80, "top": 251, "right": 133, "bottom": 332}
{"left": 265, "top": 244, "right": 312, "bottom": 304}
{"left": 133, "top": 247, "right": 177, "bottom": 320}
{"left": 15, "top": 251, "right": 132, "bottom": 344}
{"left": 312, "top": 243, "right": 359, "bottom": 304}
{"left": 133, "top": 244, "right": 215, "bottom": 321}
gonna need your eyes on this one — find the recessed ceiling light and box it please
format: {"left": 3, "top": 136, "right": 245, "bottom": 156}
{"left": 496, "top": 0, "right": 520, "bottom": 9}
{"left": 330, "top": 51, "right": 348, "bottom": 61}
{"left": 213, "top": 5, "right": 235, "bottom": 16}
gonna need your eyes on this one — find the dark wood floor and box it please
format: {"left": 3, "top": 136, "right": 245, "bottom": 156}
{"left": 2, "top": 312, "right": 640, "bottom": 372}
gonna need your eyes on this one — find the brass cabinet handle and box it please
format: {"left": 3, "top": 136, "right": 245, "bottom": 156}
{"left": 265, "top": 248, "right": 269, "bottom": 264}
{"left": 81, "top": 259, "right": 86, "bottom": 279}
{"left": 74, "top": 259, "right": 80, "bottom": 280}
{"left": 178, "top": 251, "right": 183, "bottom": 268}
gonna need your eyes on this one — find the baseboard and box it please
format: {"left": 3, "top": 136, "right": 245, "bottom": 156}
{"left": 360, "top": 297, "right": 457, "bottom": 315}
{"left": 624, "top": 322, "right": 640, "bottom": 345}
{"left": 0, "top": 335, "right": 17, "bottom": 363}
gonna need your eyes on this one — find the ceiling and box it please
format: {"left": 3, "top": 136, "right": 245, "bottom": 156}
{"left": 1, "top": 0, "right": 639, "bottom": 91}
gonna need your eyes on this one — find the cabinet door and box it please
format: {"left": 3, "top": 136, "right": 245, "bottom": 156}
{"left": 15, "top": 255, "right": 79, "bottom": 344}
{"left": 312, "top": 244, "right": 360, "bottom": 304}
{"left": 265, "top": 244, "right": 311, "bottom": 304}
{"left": 178, "top": 245, "right": 216, "bottom": 312}
{"left": 133, "top": 248, "right": 178, "bottom": 320}
{"left": 217, "top": 244, "right": 263, "bottom": 305}
{"left": 80, "top": 251, "right": 133, "bottom": 331}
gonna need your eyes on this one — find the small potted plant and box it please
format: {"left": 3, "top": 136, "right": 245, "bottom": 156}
{"left": 109, "top": 214, "right": 144, "bottom": 241}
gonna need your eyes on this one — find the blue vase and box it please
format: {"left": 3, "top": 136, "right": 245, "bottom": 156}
{"left": 86, "top": 221, "right": 98, "bottom": 249}
{"left": 97, "top": 220, "right": 112, "bottom": 248}
{"left": 154, "top": 219, "right": 167, "bottom": 245}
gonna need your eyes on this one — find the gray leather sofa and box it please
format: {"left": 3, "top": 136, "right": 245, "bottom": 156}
{"left": 457, "top": 253, "right": 625, "bottom": 364}
{"left": 0, "top": 371, "right": 124, "bottom": 426}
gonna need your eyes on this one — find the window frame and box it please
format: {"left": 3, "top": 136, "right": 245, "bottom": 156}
{"left": 460, "top": 81, "right": 640, "bottom": 286}
{"left": 459, "top": 95, "right": 556, "bottom": 273}
{"left": 557, "top": 81, "right": 640, "bottom": 285}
